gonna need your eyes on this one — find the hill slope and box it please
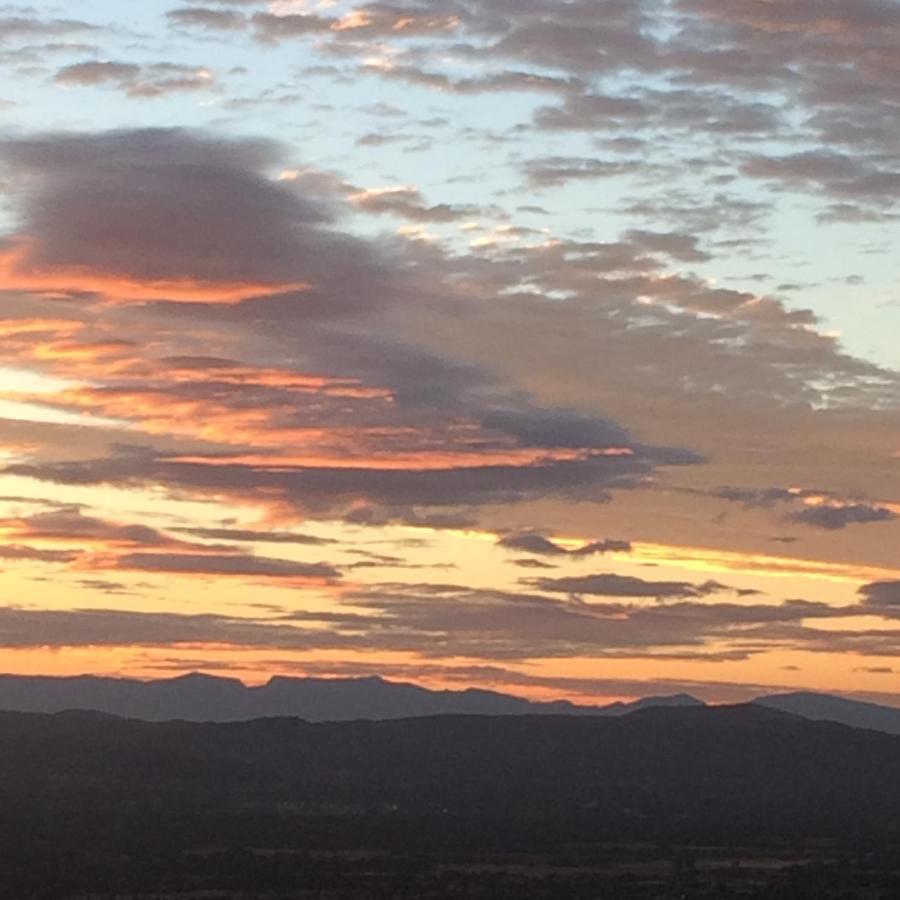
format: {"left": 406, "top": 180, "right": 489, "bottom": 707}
{"left": 1, "top": 704, "right": 899, "bottom": 839}
{"left": 3, "top": 705, "right": 900, "bottom": 898}
{"left": 0, "top": 671, "right": 703, "bottom": 721}
{"left": 754, "top": 691, "right": 900, "bottom": 735}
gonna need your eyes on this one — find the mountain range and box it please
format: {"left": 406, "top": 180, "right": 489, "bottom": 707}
{"left": 0, "top": 671, "right": 701, "bottom": 721}
{"left": 0, "top": 672, "right": 897, "bottom": 733}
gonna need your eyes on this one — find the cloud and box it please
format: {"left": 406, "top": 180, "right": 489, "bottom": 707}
{"left": 251, "top": 6, "right": 461, "bottom": 43}
{"left": 742, "top": 151, "right": 900, "bottom": 207}
{"left": 172, "top": 526, "right": 336, "bottom": 546}
{"left": 0, "top": 506, "right": 340, "bottom": 584}
{"left": 498, "top": 533, "right": 568, "bottom": 556}
{"left": 349, "top": 186, "right": 482, "bottom": 222}
{"left": 527, "top": 573, "right": 727, "bottom": 599}
{"left": 623, "top": 230, "right": 712, "bottom": 263}
{"left": 0, "top": 0, "right": 896, "bottom": 705}
{"left": 361, "top": 62, "right": 581, "bottom": 96}
{"left": 0, "top": 16, "right": 99, "bottom": 42}
{"left": 532, "top": 92, "right": 648, "bottom": 131}
{"left": 470, "top": 0, "right": 659, "bottom": 76}
{"left": 497, "top": 533, "right": 632, "bottom": 557}
{"left": 0, "top": 155, "right": 707, "bottom": 522}
{"left": 0, "top": 506, "right": 175, "bottom": 547}
{"left": 0, "top": 545, "right": 76, "bottom": 563}
{"left": 54, "top": 61, "right": 217, "bottom": 98}
{"left": 619, "top": 191, "right": 772, "bottom": 235}
{"left": 167, "top": 7, "right": 247, "bottom": 30}
{"left": 711, "top": 486, "right": 898, "bottom": 530}
{"left": 106, "top": 551, "right": 339, "bottom": 582}
{"left": 678, "top": 0, "right": 900, "bottom": 35}
{"left": 479, "top": 406, "right": 687, "bottom": 458}
{"left": 523, "top": 157, "right": 643, "bottom": 187}
{"left": 0, "top": 129, "right": 381, "bottom": 304}
{"left": 0, "top": 102, "right": 893, "bottom": 657}
{"left": 859, "top": 582, "right": 900, "bottom": 609}
{"left": 4, "top": 445, "right": 681, "bottom": 518}
{"left": 326, "top": 582, "right": 852, "bottom": 660}
{"left": 250, "top": 11, "right": 333, "bottom": 41}
{"left": 54, "top": 60, "right": 139, "bottom": 85}
{"left": 788, "top": 503, "right": 897, "bottom": 531}
{"left": 0, "top": 606, "right": 331, "bottom": 650}
{"left": 712, "top": 486, "right": 799, "bottom": 508}
{"left": 0, "top": 580, "right": 879, "bottom": 665}
{"left": 574, "top": 540, "right": 634, "bottom": 556}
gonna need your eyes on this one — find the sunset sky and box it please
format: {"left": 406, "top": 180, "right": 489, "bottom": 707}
{"left": 0, "top": 0, "right": 898, "bottom": 705}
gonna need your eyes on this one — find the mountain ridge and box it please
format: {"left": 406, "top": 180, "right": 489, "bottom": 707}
{"left": 0, "top": 671, "right": 704, "bottom": 722}
{"left": 753, "top": 690, "right": 900, "bottom": 735}
{"left": 0, "top": 672, "right": 897, "bottom": 733}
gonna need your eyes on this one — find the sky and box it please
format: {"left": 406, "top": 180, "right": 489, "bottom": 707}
{"left": 0, "top": 0, "right": 898, "bottom": 706}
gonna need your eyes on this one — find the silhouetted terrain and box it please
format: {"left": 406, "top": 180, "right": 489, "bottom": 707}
{"left": 754, "top": 691, "right": 900, "bottom": 735}
{"left": 0, "top": 671, "right": 703, "bottom": 721}
{"left": 4, "top": 672, "right": 900, "bottom": 737}
{"left": 3, "top": 705, "right": 900, "bottom": 898}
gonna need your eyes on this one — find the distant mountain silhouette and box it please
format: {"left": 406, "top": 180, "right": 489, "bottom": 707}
{"left": 0, "top": 672, "right": 704, "bottom": 722}
{"left": 3, "top": 674, "right": 898, "bottom": 734}
{"left": 754, "top": 691, "right": 900, "bottom": 735}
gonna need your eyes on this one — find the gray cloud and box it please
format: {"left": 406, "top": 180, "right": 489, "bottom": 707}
{"left": 0, "top": 16, "right": 99, "bottom": 42}
{"left": 3, "top": 506, "right": 175, "bottom": 547}
{"left": 0, "top": 128, "right": 385, "bottom": 308}
{"left": 711, "top": 486, "right": 898, "bottom": 530}
{"left": 623, "top": 229, "right": 712, "bottom": 263}
{"left": 742, "top": 151, "right": 900, "bottom": 207}
{"left": 0, "top": 581, "right": 881, "bottom": 665}
{"left": 350, "top": 186, "right": 483, "bottom": 222}
{"left": 172, "top": 526, "right": 336, "bottom": 546}
{"left": 860, "top": 582, "right": 900, "bottom": 609}
{"left": 250, "top": 12, "right": 333, "bottom": 41}
{"left": 167, "top": 7, "right": 247, "bottom": 30}
{"left": 327, "top": 582, "right": 852, "bottom": 660}
{"left": 713, "top": 486, "right": 798, "bottom": 508}
{"left": 677, "top": 0, "right": 900, "bottom": 34}
{"left": 788, "top": 503, "right": 897, "bottom": 531}
{"left": 5, "top": 445, "right": 676, "bottom": 518}
{"left": 361, "top": 62, "right": 581, "bottom": 96}
{"left": 497, "top": 533, "right": 568, "bottom": 556}
{"left": 109, "top": 551, "right": 339, "bottom": 581}
{"left": 527, "top": 573, "right": 727, "bottom": 599}
{"left": 0, "top": 606, "right": 329, "bottom": 650}
{"left": 0, "top": 545, "right": 76, "bottom": 563}
{"left": 55, "top": 61, "right": 216, "bottom": 98}
{"left": 498, "top": 533, "right": 632, "bottom": 557}
{"left": 523, "top": 157, "right": 643, "bottom": 187}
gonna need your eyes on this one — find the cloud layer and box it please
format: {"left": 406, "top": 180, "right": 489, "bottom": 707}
{"left": 0, "top": 0, "right": 896, "bottom": 704}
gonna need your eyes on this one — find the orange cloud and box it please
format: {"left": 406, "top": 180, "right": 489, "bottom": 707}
{"left": 169, "top": 447, "right": 613, "bottom": 471}
{"left": 630, "top": 542, "right": 900, "bottom": 585}
{"left": 0, "top": 318, "right": 83, "bottom": 339}
{"left": 0, "top": 238, "right": 310, "bottom": 304}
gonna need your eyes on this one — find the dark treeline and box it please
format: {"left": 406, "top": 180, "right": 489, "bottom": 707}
{"left": 4, "top": 705, "right": 900, "bottom": 898}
